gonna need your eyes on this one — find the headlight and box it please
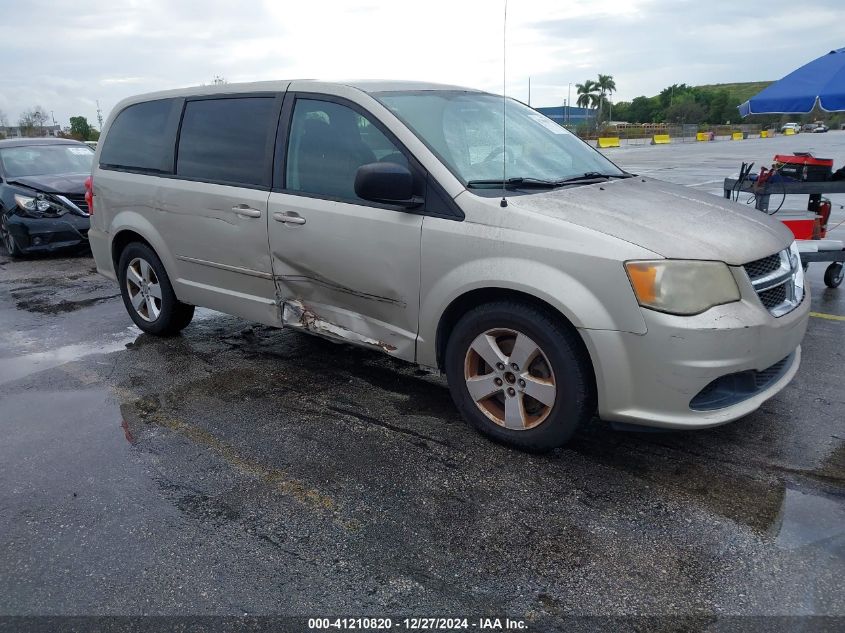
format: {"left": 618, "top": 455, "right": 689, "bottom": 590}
{"left": 625, "top": 260, "right": 740, "bottom": 315}
{"left": 14, "top": 193, "right": 68, "bottom": 217}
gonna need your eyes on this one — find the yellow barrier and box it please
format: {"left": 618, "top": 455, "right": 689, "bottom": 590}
{"left": 731, "top": 132, "right": 744, "bottom": 141}
{"left": 651, "top": 134, "right": 671, "bottom": 145}
{"left": 784, "top": 128, "right": 796, "bottom": 136}
{"left": 696, "top": 132, "right": 710, "bottom": 142}
{"left": 760, "top": 130, "right": 769, "bottom": 138}
{"left": 597, "top": 136, "right": 621, "bottom": 148}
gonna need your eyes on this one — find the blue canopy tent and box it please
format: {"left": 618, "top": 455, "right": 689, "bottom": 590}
{"left": 739, "top": 47, "right": 845, "bottom": 116}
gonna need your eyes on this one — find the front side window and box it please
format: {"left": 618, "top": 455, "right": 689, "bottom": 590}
{"left": 177, "top": 97, "right": 276, "bottom": 187}
{"left": 100, "top": 99, "right": 177, "bottom": 172}
{"left": 285, "top": 98, "right": 408, "bottom": 201}
{"left": 0, "top": 144, "right": 93, "bottom": 178}
{"left": 375, "top": 91, "right": 624, "bottom": 186}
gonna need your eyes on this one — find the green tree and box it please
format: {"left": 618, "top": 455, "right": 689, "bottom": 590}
{"left": 612, "top": 101, "right": 631, "bottom": 122}
{"left": 707, "top": 90, "right": 730, "bottom": 124}
{"left": 69, "top": 116, "right": 93, "bottom": 141}
{"left": 665, "top": 97, "right": 707, "bottom": 123}
{"left": 575, "top": 80, "right": 599, "bottom": 109}
{"left": 595, "top": 73, "right": 617, "bottom": 121}
{"left": 626, "top": 96, "right": 657, "bottom": 123}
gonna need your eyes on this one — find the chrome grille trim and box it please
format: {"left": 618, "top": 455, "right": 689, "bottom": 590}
{"left": 743, "top": 246, "right": 804, "bottom": 318}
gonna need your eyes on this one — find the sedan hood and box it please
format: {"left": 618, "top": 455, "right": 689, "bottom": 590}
{"left": 507, "top": 177, "right": 794, "bottom": 265}
{"left": 8, "top": 173, "right": 87, "bottom": 195}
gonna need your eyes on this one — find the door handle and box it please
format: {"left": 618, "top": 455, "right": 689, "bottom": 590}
{"left": 232, "top": 204, "right": 262, "bottom": 218}
{"left": 272, "top": 211, "right": 306, "bottom": 225}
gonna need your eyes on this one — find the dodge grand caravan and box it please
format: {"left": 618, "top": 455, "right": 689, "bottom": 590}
{"left": 88, "top": 80, "right": 809, "bottom": 450}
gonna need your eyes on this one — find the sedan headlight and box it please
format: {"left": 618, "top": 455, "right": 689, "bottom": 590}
{"left": 14, "top": 193, "right": 68, "bottom": 217}
{"left": 625, "top": 260, "right": 740, "bottom": 315}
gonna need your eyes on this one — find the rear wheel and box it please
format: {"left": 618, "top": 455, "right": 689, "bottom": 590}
{"left": 118, "top": 242, "right": 194, "bottom": 335}
{"left": 0, "top": 214, "right": 22, "bottom": 258}
{"left": 824, "top": 262, "right": 843, "bottom": 288}
{"left": 445, "top": 301, "right": 595, "bottom": 451}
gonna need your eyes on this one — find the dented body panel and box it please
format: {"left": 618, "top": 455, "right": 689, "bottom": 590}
{"left": 268, "top": 192, "right": 422, "bottom": 361}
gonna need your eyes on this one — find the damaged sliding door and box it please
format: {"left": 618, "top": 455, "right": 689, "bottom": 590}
{"left": 268, "top": 95, "right": 422, "bottom": 361}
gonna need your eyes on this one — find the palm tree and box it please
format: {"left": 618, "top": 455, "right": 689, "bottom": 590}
{"left": 575, "top": 80, "right": 599, "bottom": 109}
{"left": 595, "top": 74, "right": 617, "bottom": 122}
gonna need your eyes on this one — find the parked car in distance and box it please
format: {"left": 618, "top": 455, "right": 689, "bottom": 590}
{"left": 812, "top": 122, "right": 829, "bottom": 133}
{"left": 0, "top": 138, "right": 94, "bottom": 257}
{"left": 88, "top": 81, "right": 809, "bottom": 450}
{"left": 781, "top": 122, "right": 801, "bottom": 133}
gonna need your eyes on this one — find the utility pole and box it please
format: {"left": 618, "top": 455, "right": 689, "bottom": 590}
{"left": 567, "top": 82, "right": 572, "bottom": 126}
{"left": 528, "top": 77, "right": 531, "bottom": 107}
{"left": 96, "top": 100, "right": 104, "bottom": 131}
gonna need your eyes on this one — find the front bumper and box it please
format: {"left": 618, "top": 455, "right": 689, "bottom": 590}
{"left": 7, "top": 213, "right": 90, "bottom": 253}
{"left": 581, "top": 284, "right": 810, "bottom": 429}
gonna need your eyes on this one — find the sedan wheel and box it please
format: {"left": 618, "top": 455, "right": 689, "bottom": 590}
{"left": 464, "top": 328, "right": 556, "bottom": 430}
{"left": 125, "top": 257, "right": 163, "bottom": 322}
{"left": 1, "top": 215, "right": 20, "bottom": 256}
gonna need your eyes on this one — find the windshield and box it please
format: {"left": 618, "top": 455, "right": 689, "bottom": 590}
{"left": 0, "top": 144, "right": 94, "bottom": 178}
{"left": 374, "top": 91, "right": 623, "bottom": 186}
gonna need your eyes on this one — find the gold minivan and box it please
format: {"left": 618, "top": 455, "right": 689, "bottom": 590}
{"left": 88, "top": 80, "right": 809, "bottom": 450}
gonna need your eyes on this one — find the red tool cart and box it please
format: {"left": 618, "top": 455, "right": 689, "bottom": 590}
{"left": 724, "top": 154, "right": 845, "bottom": 288}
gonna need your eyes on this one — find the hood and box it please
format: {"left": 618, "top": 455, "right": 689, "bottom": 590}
{"left": 7, "top": 173, "right": 88, "bottom": 195}
{"left": 507, "top": 177, "right": 794, "bottom": 265}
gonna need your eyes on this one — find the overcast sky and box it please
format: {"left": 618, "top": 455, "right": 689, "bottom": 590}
{"left": 2, "top": 0, "right": 843, "bottom": 128}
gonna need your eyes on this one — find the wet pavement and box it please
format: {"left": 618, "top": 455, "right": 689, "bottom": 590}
{"left": 1, "top": 134, "right": 844, "bottom": 626}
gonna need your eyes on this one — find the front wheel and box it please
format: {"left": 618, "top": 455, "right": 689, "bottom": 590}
{"left": 824, "top": 262, "right": 843, "bottom": 288}
{"left": 118, "top": 242, "right": 194, "bottom": 335}
{"left": 445, "top": 301, "right": 596, "bottom": 451}
{"left": 0, "top": 214, "right": 22, "bottom": 258}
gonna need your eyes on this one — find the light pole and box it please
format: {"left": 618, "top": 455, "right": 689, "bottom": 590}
{"left": 567, "top": 82, "right": 571, "bottom": 126}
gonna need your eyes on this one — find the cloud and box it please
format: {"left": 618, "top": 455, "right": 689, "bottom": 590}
{"left": 0, "top": 0, "right": 843, "bottom": 128}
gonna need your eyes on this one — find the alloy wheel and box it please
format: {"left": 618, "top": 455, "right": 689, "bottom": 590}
{"left": 464, "top": 328, "right": 557, "bottom": 430}
{"left": 125, "top": 257, "right": 162, "bottom": 322}
{"left": 0, "top": 216, "right": 15, "bottom": 253}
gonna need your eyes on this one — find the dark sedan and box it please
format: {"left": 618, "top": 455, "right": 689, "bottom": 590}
{"left": 0, "top": 138, "right": 94, "bottom": 257}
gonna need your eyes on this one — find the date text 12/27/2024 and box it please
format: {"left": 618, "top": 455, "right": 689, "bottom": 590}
{"left": 307, "top": 618, "right": 529, "bottom": 630}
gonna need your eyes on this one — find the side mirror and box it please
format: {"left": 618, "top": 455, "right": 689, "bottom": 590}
{"left": 354, "top": 162, "right": 423, "bottom": 208}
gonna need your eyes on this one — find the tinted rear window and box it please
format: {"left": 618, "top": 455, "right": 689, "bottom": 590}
{"left": 176, "top": 97, "right": 276, "bottom": 187}
{"left": 99, "top": 99, "right": 177, "bottom": 172}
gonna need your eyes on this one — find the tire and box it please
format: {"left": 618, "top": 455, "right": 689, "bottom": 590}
{"left": 0, "top": 213, "right": 22, "bottom": 258}
{"left": 824, "top": 262, "right": 843, "bottom": 288}
{"left": 117, "top": 242, "right": 194, "bottom": 336}
{"left": 444, "top": 301, "right": 596, "bottom": 452}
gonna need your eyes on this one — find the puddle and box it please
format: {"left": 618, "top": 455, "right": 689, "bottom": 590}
{"left": 773, "top": 486, "right": 845, "bottom": 555}
{"left": 0, "top": 327, "right": 139, "bottom": 385}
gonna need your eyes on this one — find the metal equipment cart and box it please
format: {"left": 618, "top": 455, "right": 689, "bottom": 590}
{"left": 723, "top": 177, "right": 845, "bottom": 288}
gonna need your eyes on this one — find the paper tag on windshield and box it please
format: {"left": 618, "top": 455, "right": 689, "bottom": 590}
{"left": 529, "top": 114, "right": 569, "bottom": 134}
{"left": 69, "top": 147, "right": 91, "bottom": 155}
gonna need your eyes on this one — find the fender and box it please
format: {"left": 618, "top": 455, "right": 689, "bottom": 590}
{"left": 417, "top": 256, "right": 648, "bottom": 369}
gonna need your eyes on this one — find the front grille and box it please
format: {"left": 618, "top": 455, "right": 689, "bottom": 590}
{"left": 742, "top": 248, "right": 803, "bottom": 317}
{"left": 64, "top": 193, "right": 89, "bottom": 214}
{"left": 743, "top": 253, "right": 781, "bottom": 281}
{"left": 759, "top": 284, "right": 787, "bottom": 309}
{"left": 690, "top": 353, "right": 794, "bottom": 411}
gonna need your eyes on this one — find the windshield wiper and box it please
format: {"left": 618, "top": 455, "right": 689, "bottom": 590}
{"left": 555, "top": 171, "right": 634, "bottom": 184}
{"left": 466, "top": 177, "right": 562, "bottom": 189}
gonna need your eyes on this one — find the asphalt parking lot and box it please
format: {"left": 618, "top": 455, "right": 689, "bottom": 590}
{"left": 1, "top": 133, "right": 844, "bottom": 627}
